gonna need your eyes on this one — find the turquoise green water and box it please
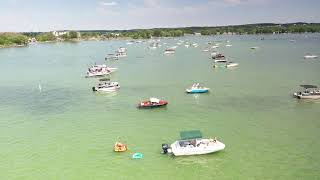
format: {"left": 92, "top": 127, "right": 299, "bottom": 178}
{"left": 0, "top": 34, "right": 320, "bottom": 179}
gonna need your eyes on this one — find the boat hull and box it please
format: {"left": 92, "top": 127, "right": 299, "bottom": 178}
{"left": 170, "top": 140, "right": 225, "bottom": 156}
{"left": 226, "top": 63, "right": 239, "bottom": 68}
{"left": 92, "top": 86, "right": 120, "bottom": 92}
{"left": 186, "top": 89, "right": 209, "bottom": 93}
{"left": 138, "top": 101, "right": 168, "bottom": 108}
{"left": 294, "top": 93, "right": 320, "bottom": 99}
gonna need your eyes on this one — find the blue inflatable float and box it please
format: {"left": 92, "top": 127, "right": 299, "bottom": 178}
{"left": 132, "top": 153, "right": 143, "bottom": 159}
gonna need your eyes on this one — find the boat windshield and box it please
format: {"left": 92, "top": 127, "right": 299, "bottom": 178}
{"left": 180, "top": 130, "right": 202, "bottom": 140}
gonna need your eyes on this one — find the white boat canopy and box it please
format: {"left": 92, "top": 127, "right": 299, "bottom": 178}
{"left": 150, "top": 98, "right": 160, "bottom": 103}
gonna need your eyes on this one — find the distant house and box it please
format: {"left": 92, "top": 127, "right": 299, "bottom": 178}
{"left": 52, "top": 30, "right": 68, "bottom": 37}
{"left": 194, "top": 32, "right": 201, "bottom": 36}
{"left": 110, "top": 33, "right": 120, "bottom": 37}
{"left": 28, "top": 37, "right": 37, "bottom": 43}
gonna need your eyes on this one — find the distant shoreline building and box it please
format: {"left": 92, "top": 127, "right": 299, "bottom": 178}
{"left": 52, "top": 30, "right": 68, "bottom": 37}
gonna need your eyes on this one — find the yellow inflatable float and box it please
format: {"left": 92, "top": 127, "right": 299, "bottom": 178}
{"left": 114, "top": 142, "right": 127, "bottom": 152}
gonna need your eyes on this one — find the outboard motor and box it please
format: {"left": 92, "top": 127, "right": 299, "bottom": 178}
{"left": 92, "top": 87, "right": 96, "bottom": 91}
{"left": 162, "top": 144, "right": 169, "bottom": 154}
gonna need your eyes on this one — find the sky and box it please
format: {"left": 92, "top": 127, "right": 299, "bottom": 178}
{"left": 0, "top": 0, "right": 319, "bottom": 32}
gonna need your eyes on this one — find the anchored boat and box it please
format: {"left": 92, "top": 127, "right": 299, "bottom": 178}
{"left": 164, "top": 48, "right": 175, "bottom": 54}
{"left": 293, "top": 85, "right": 320, "bottom": 99}
{"left": 92, "top": 81, "right": 120, "bottom": 92}
{"left": 138, "top": 98, "right": 168, "bottom": 108}
{"left": 186, "top": 83, "right": 209, "bottom": 93}
{"left": 86, "top": 65, "right": 114, "bottom": 78}
{"left": 225, "top": 62, "right": 239, "bottom": 68}
{"left": 304, "top": 54, "right": 318, "bottom": 59}
{"left": 162, "top": 130, "right": 225, "bottom": 156}
{"left": 212, "top": 53, "right": 226, "bottom": 60}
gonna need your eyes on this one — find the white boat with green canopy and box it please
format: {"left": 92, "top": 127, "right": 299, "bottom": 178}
{"left": 293, "top": 85, "right": 320, "bottom": 99}
{"left": 162, "top": 130, "right": 225, "bottom": 156}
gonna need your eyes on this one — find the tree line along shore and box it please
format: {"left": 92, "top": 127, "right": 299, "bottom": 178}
{"left": 1, "top": 23, "right": 320, "bottom": 48}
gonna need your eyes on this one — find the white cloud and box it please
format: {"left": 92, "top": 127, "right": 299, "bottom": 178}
{"left": 100, "top": 1, "right": 118, "bottom": 6}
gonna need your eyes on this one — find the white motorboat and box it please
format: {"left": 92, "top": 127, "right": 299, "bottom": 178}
{"left": 116, "top": 52, "right": 127, "bottom": 58}
{"left": 212, "top": 53, "right": 226, "bottom": 60}
{"left": 164, "top": 48, "right": 175, "bottom": 54}
{"left": 226, "top": 44, "right": 232, "bottom": 47}
{"left": 202, "top": 49, "right": 210, "bottom": 52}
{"left": 184, "top": 44, "right": 190, "bottom": 48}
{"left": 88, "top": 64, "right": 117, "bottom": 73}
{"left": 211, "top": 45, "right": 219, "bottom": 49}
{"left": 293, "top": 85, "right": 320, "bottom": 99}
{"left": 170, "top": 46, "right": 178, "bottom": 49}
{"left": 186, "top": 83, "right": 209, "bottom": 93}
{"left": 116, "top": 47, "right": 127, "bottom": 57}
{"left": 304, "top": 54, "right": 318, "bottom": 59}
{"left": 162, "top": 130, "right": 225, "bottom": 156}
{"left": 86, "top": 66, "right": 112, "bottom": 77}
{"left": 225, "top": 62, "right": 239, "bottom": 68}
{"left": 105, "top": 54, "right": 119, "bottom": 60}
{"left": 117, "top": 47, "right": 126, "bottom": 53}
{"left": 92, "top": 81, "right": 120, "bottom": 92}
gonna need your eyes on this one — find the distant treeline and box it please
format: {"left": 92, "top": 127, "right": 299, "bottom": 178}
{"left": 1, "top": 23, "right": 320, "bottom": 47}
{"left": 0, "top": 33, "right": 29, "bottom": 47}
{"left": 77, "top": 22, "right": 320, "bottom": 39}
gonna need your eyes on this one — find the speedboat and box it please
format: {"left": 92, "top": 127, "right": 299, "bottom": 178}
{"left": 250, "top": 46, "right": 259, "bottom": 49}
{"left": 105, "top": 54, "right": 119, "bottom": 60}
{"left": 117, "top": 47, "right": 126, "bottom": 53}
{"left": 88, "top": 64, "right": 117, "bottom": 73}
{"left": 86, "top": 66, "right": 112, "bottom": 77}
{"left": 225, "top": 62, "right": 239, "bottom": 68}
{"left": 162, "top": 130, "right": 225, "bottom": 156}
{"left": 212, "top": 53, "right": 226, "bottom": 60}
{"left": 92, "top": 81, "right": 120, "bottom": 92}
{"left": 116, "top": 52, "right": 127, "bottom": 58}
{"left": 226, "top": 44, "right": 232, "bottom": 47}
{"left": 137, "top": 98, "right": 168, "bottom": 108}
{"left": 113, "top": 47, "right": 127, "bottom": 59}
{"left": 186, "top": 83, "right": 209, "bottom": 93}
{"left": 293, "top": 85, "right": 320, "bottom": 99}
{"left": 164, "top": 48, "right": 175, "bottom": 54}
{"left": 304, "top": 54, "right": 318, "bottom": 59}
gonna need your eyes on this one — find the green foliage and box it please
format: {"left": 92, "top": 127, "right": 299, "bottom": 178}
{"left": 68, "top": 31, "right": 78, "bottom": 39}
{"left": 36, "top": 32, "right": 56, "bottom": 42}
{"left": 76, "top": 23, "right": 320, "bottom": 39}
{"left": 0, "top": 33, "right": 28, "bottom": 46}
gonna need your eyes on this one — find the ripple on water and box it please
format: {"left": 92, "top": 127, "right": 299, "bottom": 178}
{"left": 0, "top": 85, "right": 82, "bottom": 115}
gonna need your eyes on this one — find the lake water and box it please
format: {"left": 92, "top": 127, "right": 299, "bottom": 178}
{"left": 0, "top": 34, "right": 320, "bottom": 180}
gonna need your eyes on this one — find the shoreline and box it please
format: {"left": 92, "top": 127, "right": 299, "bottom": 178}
{"left": 1, "top": 32, "right": 319, "bottom": 49}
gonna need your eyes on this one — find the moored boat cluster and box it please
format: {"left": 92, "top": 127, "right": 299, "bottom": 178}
{"left": 83, "top": 37, "right": 319, "bottom": 159}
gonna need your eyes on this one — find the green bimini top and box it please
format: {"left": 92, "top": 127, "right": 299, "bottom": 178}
{"left": 180, "top": 130, "right": 203, "bottom": 140}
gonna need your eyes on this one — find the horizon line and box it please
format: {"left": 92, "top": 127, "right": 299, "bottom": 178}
{"left": 2, "top": 22, "right": 320, "bottom": 33}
